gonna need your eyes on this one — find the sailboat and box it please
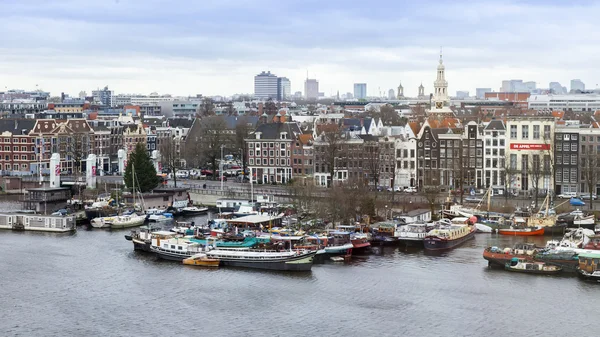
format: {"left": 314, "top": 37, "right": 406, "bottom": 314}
{"left": 528, "top": 193, "right": 567, "bottom": 236}
{"left": 111, "top": 163, "right": 146, "bottom": 229}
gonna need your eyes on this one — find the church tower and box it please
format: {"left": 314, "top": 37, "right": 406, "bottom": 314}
{"left": 397, "top": 82, "right": 404, "bottom": 99}
{"left": 428, "top": 50, "right": 454, "bottom": 116}
{"left": 418, "top": 83, "right": 424, "bottom": 98}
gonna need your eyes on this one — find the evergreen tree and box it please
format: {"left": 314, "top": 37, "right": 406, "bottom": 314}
{"left": 124, "top": 143, "right": 160, "bottom": 193}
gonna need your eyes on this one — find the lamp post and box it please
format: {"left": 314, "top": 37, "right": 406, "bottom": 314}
{"left": 220, "top": 144, "right": 225, "bottom": 193}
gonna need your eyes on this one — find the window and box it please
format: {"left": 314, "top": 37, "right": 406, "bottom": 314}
{"left": 269, "top": 150, "right": 274, "bottom": 157}
{"left": 276, "top": 159, "right": 280, "bottom": 165}
{"left": 21, "top": 155, "right": 26, "bottom": 160}
{"left": 571, "top": 169, "right": 577, "bottom": 183}
{"left": 521, "top": 125, "right": 529, "bottom": 139}
{"left": 249, "top": 150, "right": 254, "bottom": 156}
{"left": 486, "top": 139, "right": 491, "bottom": 146}
{"left": 269, "top": 143, "right": 274, "bottom": 148}
{"left": 485, "top": 159, "right": 491, "bottom": 167}
{"left": 281, "top": 143, "right": 285, "bottom": 149}
{"left": 249, "top": 143, "right": 254, "bottom": 148}
{"left": 13, "top": 146, "right": 17, "bottom": 151}
{"left": 582, "top": 136, "right": 587, "bottom": 141}
{"left": 280, "top": 150, "right": 285, "bottom": 157}
{"left": 533, "top": 125, "right": 540, "bottom": 139}
{"left": 556, "top": 155, "right": 562, "bottom": 165}
{"left": 572, "top": 134, "right": 578, "bottom": 140}
{"left": 499, "top": 139, "right": 505, "bottom": 146}
{"left": 571, "top": 143, "right": 577, "bottom": 151}
{"left": 269, "top": 159, "right": 274, "bottom": 165}
{"left": 485, "top": 147, "right": 491, "bottom": 155}
{"left": 544, "top": 125, "right": 551, "bottom": 140}
{"left": 563, "top": 168, "right": 569, "bottom": 182}
{"left": 492, "top": 149, "right": 497, "bottom": 156}
{"left": 571, "top": 154, "right": 577, "bottom": 165}
{"left": 556, "top": 170, "right": 562, "bottom": 183}
{"left": 255, "top": 142, "right": 260, "bottom": 148}
{"left": 492, "top": 139, "right": 497, "bottom": 146}
{"left": 510, "top": 125, "right": 517, "bottom": 139}
{"left": 263, "top": 150, "right": 267, "bottom": 156}
{"left": 262, "top": 159, "right": 267, "bottom": 165}
{"left": 410, "top": 149, "right": 415, "bottom": 158}
{"left": 440, "top": 140, "right": 446, "bottom": 146}
{"left": 563, "top": 143, "right": 569, "bottom": 151}
{"left": 510, "top": 154, "right": 517, "bottom": 170}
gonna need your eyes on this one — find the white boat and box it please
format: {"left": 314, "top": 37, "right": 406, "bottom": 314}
{"left": 180, "top": 206, "right": 208, "bottom": 215}
{"left": 205, "top": 249, "right": 316, "bottom": 271}
{"left": 151, "top": 237, "right": 204, "bottom": 261}
{"left": 148, "top": 212, "right": 174, "bottom": 223}
{"left": 233, "top": 205, "right": 258, "bottom": 217}
{"left": 475, "top": 223, "right": 493, "bottom": 233}
{"left": 90, "top": 216, "right": 115, "bottom": 228}
{"left": 111, "top": 213, "right": 146, "bottom": 229}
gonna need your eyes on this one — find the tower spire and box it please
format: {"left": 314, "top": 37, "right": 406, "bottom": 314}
{"left": 439, "top": 46, "right": 443, "bottom": 64}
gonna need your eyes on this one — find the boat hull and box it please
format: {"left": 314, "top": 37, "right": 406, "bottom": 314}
{"left": 483, "top": 249, "right": 533, "bottom": 267}
{"left": 132, "top": 238, "right": 152, "bottom": 252}
{"left": 498, "top": 228, "right": 545, "bottom": 236}
{"left": 183, "top": 258, "right": 220, "bottom": 267}
{"left": 542, "top": 225, "right": 568, "bottom": 236}
{"left": 218, "top": 252, "right": 315, "bottom": 271}
{"left": 504, "top": 265, "right": 562, "bottom": 275}
{"left": 110, "top": 218, "right": 146, "bottom": 229}
{"left": 152, "top": 249, "right": 193, "bottom": 261}
{"left": 577, "top": 269, "right": 600, "bottom": 281}
{"left": 424, "top": 229, "right": 476, "bottom": 251}
{"left": 351, "top": 240, "right": 371, "bottom": 254}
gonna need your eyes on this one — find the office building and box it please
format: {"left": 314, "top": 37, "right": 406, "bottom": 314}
{"left": 304, "top": 79, "right": 319, "bottom": 100}
{"left": 92, "top": 86, "right": 114, "bottom": 107}
{"left": 549, "top": 82, "right": 567, "bottom": 94}
{"left": 388, "top": 89, "right": 395, "bottom": 100}
{"left": 254, "top": 71, "right": 279, "bottom": 100}
{"left": 354, "top": 83, "right": 367, "bottom": 100}
{"left": 476, "top": 88, "right": 491, "bottom": 99}
{"left": 277, "top": 77, "right": 291, "bottom": 101}
{"left": 456, "top": 91, "right": 469, "bottom": 99}
{"left": 571, "top": 79, "right": 585, "bottom": 93}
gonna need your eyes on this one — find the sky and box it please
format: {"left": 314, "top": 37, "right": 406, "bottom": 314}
{"left": 1, "top": 0, "right": 599, "bottom": 98}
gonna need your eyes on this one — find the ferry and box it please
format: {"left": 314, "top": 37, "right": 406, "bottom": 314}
{"left": 423, "top": 223, "right": 476, "bottom": 251}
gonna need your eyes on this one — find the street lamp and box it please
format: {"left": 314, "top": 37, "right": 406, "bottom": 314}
{"left": 220, "top": 144, "right": 225, "bottom": 193}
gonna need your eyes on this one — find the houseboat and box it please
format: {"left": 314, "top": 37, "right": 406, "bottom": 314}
{"left": 216, "top": 198, "right": 253, "bottom": 213}
{"left": 126, "top": 225, "right": 174, "bottom": 252}
{"left": 505, "top": 258, "right": 562, "bottom": 275}
{"left": 205, "top": 249, "right": 316, "bottom": 271}
{"left": 424, "top": 222, "right": 476, "bottom": 251}
{"left": 150, "top": 237, "right": 204, "bottom": 261}
{"left": 0, "top": 213, "right": 75, "bottom": 232}
{"left": 395, "top": 223, "right": 433, "bottom": 246}
{"left": 577, "top": 252, "right": 600, "bottom": 282}
{"left": 483, "top": 243, "right": 539, "bottom": 267}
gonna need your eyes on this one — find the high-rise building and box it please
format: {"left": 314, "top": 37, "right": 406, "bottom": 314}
{"left": 571, "top": 79, "right": 585, "bottom": 92}
{"left": 304, "top": 79, "right": 319, "bottom": 100}
{"left": 388, "top": 89, "right": 395, "bottom": 100}
{"left": 92, "top": 86, "right": 114, "bottom": 107}
{"left": 254, "top": 71, "right": 279, "bottom": 100}
{"left": 549, "top": 82, "right": 567, "bottom": 94}
{"left": 524, "top": 81, "right": 536, "bottom": 91}
{"left": 476, "top": 88, "right": 491, "bottom": 99}
{"left": 277, "top": 77, "right": 291, "bottom": 101}
{"left": 353, "top": 83, "right": 367, "bottom": 100}
{"left": 455, "top": 91, "right": 469, "bottom": 99}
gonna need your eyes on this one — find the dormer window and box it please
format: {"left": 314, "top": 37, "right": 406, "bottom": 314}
{"left": 255, "top": 132, "right": 262, "bottom": 140}
{"left": 280, "top": 132, "right": 288, "bottom": 140}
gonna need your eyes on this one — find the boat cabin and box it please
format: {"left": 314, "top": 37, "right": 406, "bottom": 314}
{"left": 578, "top": 252, "right": 600, "bottom": 274}
{"left": 22, "top": 187, "right": 72, "bottom": 215}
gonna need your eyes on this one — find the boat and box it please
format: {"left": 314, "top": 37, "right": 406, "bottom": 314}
{"left": 151, "top": 237, "right": 205, "bottom": 261}
{"left": 505, "top": 257, "right": 562, "bottom": 275}
{"left": 424, "top": 223, "right": 476, "bottom": 251}
{"left": 498, "top": 226, "right": 545, "bottom": 236}
{"left": 534, "top": 250, "right": 579, "bottom": 273}
{"left": 350, "top": 233, "right": 371, "bottom": 254}
{"left": 205, "top": 249, "right": 316, "bottom": 271}
{"left": 482, "top": 243, "right": 539, "bottom": 267}
{"left": 148, "top": 212, "right": 174, "bottom": 223}
{"left": 475, "top": 222, "right": 493, "bottom": 233}
{"left": 180, "top": 206, "right": 209, "bottom": 216}
{"left": 577, "top": 252, "right": 600, "bottom": 282}
{"left": 232, "top": 205, "right": 258, "bottom": 217}
{"left": 182, "top": 253, "right": 220, "bottom": 267}
{"left": 90, "top": 216, "right": 115, "bottom": 228}
{"left": 370, "top": 222, "right": 399, "bottom": 246}
{"left": 84, "top": 196, "right": 117, "bottom": 221}
{"left": 127, "top": 224, "right": 173, "bottom": 252}
{"left": 395, "top": 223, "right": 437, "bottom": 246}
{"left": 110, "top": 213, "right": 146, "bottom": 229}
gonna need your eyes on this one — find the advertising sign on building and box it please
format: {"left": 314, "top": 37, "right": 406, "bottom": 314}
{"left": 509, "top": 144, "right": 551, "bottom": 150}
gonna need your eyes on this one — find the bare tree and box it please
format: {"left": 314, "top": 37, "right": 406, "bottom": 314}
{"left": 198, "top": 117, "right": 229, "bottom": 180}
{"left": 159, "top": 135, "right": 184, "bottom": 187}
{"left": 224, "top": 103, "right": 236, "bottom": 116}
{"left": 580, "top": 149, "right": 600, "bottom": 210}
{"left": 264, "top": 98, "right": 278, "bottom": 115}
{"left": 318, "top": 125, "right": 346, "bottom": 188}
{"left": 364, "top": 139, "right": 382, "bottom": 187}
{"left": 423, "top": 186, "right": 441, "bottom": 219}
{"left": 197, "top": 97, "right": 215, "bottom": 117}
{"left": 502, "top": 156, "right": 519, "bottom": 204}
{"left": 234, "top": 117, "right": 253, "bottom": 178}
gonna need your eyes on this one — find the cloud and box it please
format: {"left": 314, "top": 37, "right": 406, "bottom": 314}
{"left": 1, "top": 0, "right": 599, "bottom": 97}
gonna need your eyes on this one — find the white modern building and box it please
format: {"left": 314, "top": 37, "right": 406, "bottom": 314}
{"left": 113, "top": 93, "right": 175, "bottom": 106}
{"left": 476, "top": 88, "right": 491, "bottom": 99}
{"left": 304, "top": 79, "right": 319, "bottom": 100}
{"left": 254, "top": 71, "right": 279, "bottom": 100}
{"left": 528, "top": 94, "right": 600, "bottom": 112}
{"left": 570, "top": 79, "right": 585, "bottom": 92}
{"left": 482, "top": 120, "right": 506, "bottom": 195}
{"left": 505, "top": 116, "right": 555, "bottom": 194}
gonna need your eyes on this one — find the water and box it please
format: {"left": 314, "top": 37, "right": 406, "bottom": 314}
{"left": 0, "top": 209, "right": 598, "bottom": 337}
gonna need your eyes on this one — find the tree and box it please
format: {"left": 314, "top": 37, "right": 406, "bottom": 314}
{"left": 318, "top": 125, "right": 346, "bottom": 188}
{"left": 235, "top": 117, "right": 253, "bottom": 178}
{"left": 224, "top": 103, "right": 236, "bottom": 116}
{"left": 372, "top": 104, "right": 403, "bottom": 126}
{"left": 198, "top": 117, "right": 229, "bottom": 180}
{"left": 264, "top": 98, "right": 278, "bottom": 115}
{"left": 124, "top": 143, "right": 159, "bottom": 193}
{"left": 503, "top": 156, "right": 519, "bottom": 204}
{"left": 364, "top": 139, "right": 382, "bottom": 187}
{"left": 198, "top": 97, "right": 215, "bottom": 117}
{"left": 159, "top": 135, "right": 184, "bottom": 187}
{"left": 580, "top": 149, "right": 600, "bottom": 210}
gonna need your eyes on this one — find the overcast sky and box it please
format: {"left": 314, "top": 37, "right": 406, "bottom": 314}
{"left": 1, "top": 0, "right": 598, "bottom": 98}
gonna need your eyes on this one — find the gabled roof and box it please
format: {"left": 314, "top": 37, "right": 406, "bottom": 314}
{"left": 222, "top": 115, "right": 259, "bottom": 129}
{"left": 298, "top": 134, "right": 313, "bottom": 145}
{"left": 357, "top": 134, "right": 379, "bottom": 142}
{"left": 64, "top": 119, "right": 92, "bottom": 133}
{"left": 30, "top": 119, "right": 59, "bottom": 135}
{"left": 484, "top": 119, "right": 506, "bottom": 131}
{"left": 254, "top": 122, "right": 301, "bottom": 140}
{"left": 167, "top": 118, "right": 194, "bottom": 129}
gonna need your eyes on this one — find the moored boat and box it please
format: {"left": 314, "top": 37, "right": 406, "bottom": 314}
{"left": 181, "top": 206, "right": 209, "bottom": 216}
{"left": 205, "top": 249, "right": 316, "bottom": 271}
{"left": 505, "top": 258, "right": 562, "bottom": 275}
{"left": 90, "top": 216, "right": 115, "bottom": 228}
{"left": 577, "top": 252, "right": 600, "bottom": 282}
{"left": 110, "top": 213, "right": 146, "bottom": 229}
{"left": 350, "top": 233, "right": 371, "bottom": 254}
{"left": 498, "top": 226, "right": 544, "bottom": 236}
{"left": 151, "top": 237, "right": 204, "bottom": 261}
{"left": 483, "top": 243, "right": 539, "bottom": 267}
{"left": 182, "top": 253, "right": 220, "bottom": 267}
{"left": 424, "top": 223, "right": 476, "bottom": 251}
{"left": 128, "top": 224, "right": 174, "bottom": 252}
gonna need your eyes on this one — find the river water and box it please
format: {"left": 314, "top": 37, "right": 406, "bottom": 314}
{"left": 0, "top": 196, "right": 598, "bottom": 337}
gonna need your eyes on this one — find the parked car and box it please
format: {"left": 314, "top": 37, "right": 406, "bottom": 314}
{"left": 404, "top": 187, "right": 417, "bottom": 193}
{"left": 557, "top": 192, "right": 578, "bottom": 199}
{"left": 580, "top": 193, "right": 597, "bottom": 200}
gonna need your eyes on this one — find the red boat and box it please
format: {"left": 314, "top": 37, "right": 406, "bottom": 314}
{"left": 498, "top": 227, "right": 545, "bottom": 236}
{"left": 583, "top": 235, "right": 600, "bottom": 250}
{"left": 351, "top": 237, "right": 371, "bottom": 254}
{"left": 483, "top": 243, "right": 538, "bottom": 267}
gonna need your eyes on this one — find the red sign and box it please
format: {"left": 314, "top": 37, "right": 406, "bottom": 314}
{"left": 92, "top": 166, "right": 96, "bottom": 176}
{"left": 510, "top": 144, "right": 550, "bottom": 150}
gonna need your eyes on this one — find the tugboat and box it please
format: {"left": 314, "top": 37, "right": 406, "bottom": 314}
{"left": 505, "top": 257, "right": 562, "bottom": 275}
{"left": 424, "top": 222, "right": 476, "bottom": 251}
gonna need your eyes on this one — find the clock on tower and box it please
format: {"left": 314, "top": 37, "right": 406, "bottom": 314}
{"left": 435, "top": 101, "right": 443, "bottom": 109}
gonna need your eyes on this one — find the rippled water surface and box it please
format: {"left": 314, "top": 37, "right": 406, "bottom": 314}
{"left": 0, "top": 210, "right": 598, "bottom": 337}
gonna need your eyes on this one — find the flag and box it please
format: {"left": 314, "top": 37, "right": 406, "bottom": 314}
{"left": 92, "top": 166, "right": 96, "bottom": 176}
{"left": 55, "top": 164, "right": 61, "bottom": 176}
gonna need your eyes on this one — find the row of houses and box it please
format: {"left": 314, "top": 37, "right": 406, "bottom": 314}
{"left": 245, "top": 112, "right": 600, "bottom": 196}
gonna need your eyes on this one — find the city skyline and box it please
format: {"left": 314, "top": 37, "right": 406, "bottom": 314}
{"left": 1, "top": 0, "right": 599, "bottom": 97}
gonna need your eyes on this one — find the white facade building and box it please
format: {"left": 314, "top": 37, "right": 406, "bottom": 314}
{"left": 482, "top": 120, "right": 507, "bottom": 195}
{"left": 393, "top": 125, "right": 417, "bottom": 188}
{"left": 505, "top": 116, "right": 555, "bottom": 194}
{"left": 529, "top": 94, "right": 600, "bottom": 112}
{"left": 570, "top": 79, "right": 585, "bottom": 92}
{"left": 254, "top": 71, "right": 279, "bottom": 100}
